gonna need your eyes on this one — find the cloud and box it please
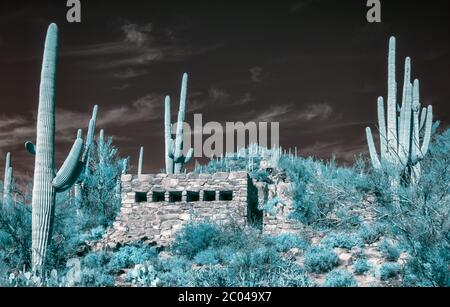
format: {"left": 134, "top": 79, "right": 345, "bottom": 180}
{"left": 298, "top": 103, "right": 333, "bottom": 121}
{"left": 209, "top": 88, "right": 230, "bottom": 101}
{"left": 63, "top": 22, "right": 221, "bottom": 70}
{"left": 122, "top": 23, "right": 153, "bottom": 47}
{"left": 0, "top": 93, "right": 165, "bottom": 152}
{"left": 249, "top": 103, "right": 333, "bottom": 124}
{"left": 249, "top": 66, "right": 264, "bottom": 83}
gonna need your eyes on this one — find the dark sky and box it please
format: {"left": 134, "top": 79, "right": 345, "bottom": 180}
{"left": 0, "top": 0, "right": 449, "bottom": 182}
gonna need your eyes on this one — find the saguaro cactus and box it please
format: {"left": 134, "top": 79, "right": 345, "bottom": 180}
{"left": 366, "top": 37, "right": 433, "bottom": 184}
{"left": 138, "top": 146, "right": 144, "bottom": 175}
{"left": 3, "top": 152, "right": 13, "bottom": 202}
{"left": 164, "top": 73, "right": 194, "bottom": 174}
{"left": 30, "top": 24, "right": 96, "bottom": 270}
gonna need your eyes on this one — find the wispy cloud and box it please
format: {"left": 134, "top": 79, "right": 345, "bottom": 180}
{"left": 298, "top": 103, "right": 333, "bottom": 121}
{"left": 249, "top": 66, "right": 264, "bottom": 83}
{"left": 249, "top": 103, "right": 334, "bottom": 124}
{"left": 63, "top": 22, "right": 221, "bottom": 70}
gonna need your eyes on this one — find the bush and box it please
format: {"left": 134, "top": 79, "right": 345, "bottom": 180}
{"left": 270, "top": 234, "right": 309, "bottom": 253}
{"left": 324, "top": 269, "right": 358, "bottom": 287}
{"left": 107, "top": 245, "right": 157, "bottom": 273}
{"left": 172, "top": 223, "right": 219, "bottom": 259}
{"left": 304, "top": 246, "right": 340, "bottom": 273}
{"left": 321, "top": 232, "right": 362, "bottom": 250}
{"left": 379, "top": 263, "right": 402, "bottom": 281}
{"left": 353, "top": 259, "right": 371, "bottom": 275}
{"left": 358, "top": 223, "right": 385, "bottom": 245}
{"left": 379, "top": 239, "right": 401, "bottom": 262}
{"left": 194, "top": 249, "right": 220, "bottom": 266}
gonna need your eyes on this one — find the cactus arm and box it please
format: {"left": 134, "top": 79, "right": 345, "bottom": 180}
{"left": 32, "top": 23, "right": 59, "bottom": 270}
{"left": 122, "top": 157, "right": 129, "bottom": 175}
{"left": 398, "top": 82, "right": 412, "bottom": 166}
{"left": 366, "top": 127, "right": 381, "bottom": 169}
{"left": 184, "top": 148, "right": 194, "bottom": 164}
{"left": 4, "top": 167, "right": 13, "bottom": 198}
{"left": 419, "top": 105, "right": 433, "bottom": 159}
{"left": 4, "top": 152, "right": 11, "bottom": 185}
{"left": 386, "top": 37, "right": 398, "bottom": 158}
{"left": 419, "top": 107, "right": 427, "bottom": 131}
{"left": 165, "top": 96, "right": 174, "bottom": 174}
{"left": 3, "top": 153, "right": 12, "bottom": 201}
{"left": 376, "top": 97, "right": 388, "bottom": 162}
{"left": 411, "top": 79, "right": 421, "bottom": 164}
{"left": 174, "top": 73, "right": 189, "bottom": 163}
{"left": 52, "top": 137, "right": 84, "bottom": 192}
{"left": 25, "top": 141, "right": 37, "bottom": 155}
{"left": 138, "top": 146, "right": 144, "bottom": 175}
{"left": 82, "top": 105, "right": 98, "bottom": 163}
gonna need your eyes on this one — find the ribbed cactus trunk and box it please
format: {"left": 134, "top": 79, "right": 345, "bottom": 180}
{"left": 164, "top": 73, "right": 193, "bottom": 174}
{"left": 165, "top": 96, "right": 174, "bottom": 174}
{"left": 32, "top": 23, "right": 58, "bottom": 271}
{"left": 3, "top": 152, "right": 13, "bottom": 202}
{"left": 138, "top": 146, "right": 144, "bottom": 175}
{"left": 31, "top": 24, "right": 94, "bottom": 271}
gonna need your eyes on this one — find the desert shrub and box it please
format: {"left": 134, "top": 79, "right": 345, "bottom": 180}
{"left": 304, "top": 246, "right": 340, "bottom": 273}
{"left": 0, "top": 201, "right": 32, "bottom": 272}
{"left": 379, "top": 239, "right": 401, "bottom": 262}
{"left": 375, "top": 129, "right": 450, "bottom": 287}
{"left": 281, "top": 156, "right": 368, "bottom": 230}
{"left": 107, "top": 245, "right": 157, "bottom": 273}
{"left": 358, "top": 223, "right": 385, "bottom": 245}
{"left": 353, "top": 258, "right": 371, "bottom": 275}
{"left": 194, "top": 248, "right": 220, "bottom": 266}
{"left": 270, "top": 233, "right": 309, "bottom": 253}
{"left": 172, "top": 223, "right": 219, "bottom": 259}
{"left": 320, "top": 232, "right": 363, "bottom": 250}
{"left": 324, "top": 269, "right": 358, "bottom": 287}
{"left": 379, "top": 263, "right": 402, "bottom": 281}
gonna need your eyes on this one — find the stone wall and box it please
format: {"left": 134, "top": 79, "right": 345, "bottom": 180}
{"left": 94, "top": 172, "right": 261, "bottom": 250}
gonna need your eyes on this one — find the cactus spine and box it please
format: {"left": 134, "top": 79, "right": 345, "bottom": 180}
{"left": 31, "top": 24, "right": 96, "bottom": 271}
{"left": 3, "top": 152, "right": 13, "bottom": 202}
{"left": 164, "top": 73, "right": 194, "bottom": 174}
{"left": 138, "top": 146, "right": 144, "bottom": 175}
{"left": 366, "top": 37, "right": 433, "bottom": 184}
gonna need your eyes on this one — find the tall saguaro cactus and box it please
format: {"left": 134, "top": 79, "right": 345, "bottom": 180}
{"left": 138, "top": 146, "right": 144, "bottom": 175}
{"left": 366, "top": 36, "right": 434, "bottom": 185}
{"left": 30, "top": 24, "right": 96, "bottom": 271}
{"left": 164, "top": 73, "right": 194, "bottom": 174}
{"left": 3, "top": 152, "right": 13, "bottom": 202}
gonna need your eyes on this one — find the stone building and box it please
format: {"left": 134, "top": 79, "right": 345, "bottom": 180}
{"left": 94, "top": 170, "right": 304, "bottom": 250}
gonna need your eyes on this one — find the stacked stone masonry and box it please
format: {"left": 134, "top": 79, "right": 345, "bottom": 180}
{"left": 95, "top": 171, "right": 303, "bottom": 250}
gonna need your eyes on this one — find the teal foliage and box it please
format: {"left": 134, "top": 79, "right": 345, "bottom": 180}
{"left": 353, "top": 259, "right": 371, "bottom": 275}
{"left": 320, "top": 232, "right": 363, "bottom": 250}
{"left": 194, "top": 248, "right": 220, "bottom": 266}
{"left": 0, "top": 202, "right": 32, "bottom": 273}
{"left": 172, "top": 223, "right": 220, "bottom": 259}
{"left": 324, "top": 269, "right": 358, "bottom": 287}
{"left": 269, "top": 234, "right": 309, "bottom": 253}
{"left": 379, "top": 239, "right": 401, "bottom": 262}
{"left": 304, "top": 246, "right": 340, "bottom": 273}
{"left": 375, "top": 129, "right": 450, "bottom": 287}
{"left": 358, "top": 223, "right": 385, "bottom": 245}
{"left": 80, "top": 135, "right": 124, "bottom": 229}
{"left": 107, "top": 245, "right": 157, "bottom": 273}
{"left": 379, "top": 263, "right": 402, "bottom": 281}
{"left": 279, "top": 155, "right": 368, "bottom": 229}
